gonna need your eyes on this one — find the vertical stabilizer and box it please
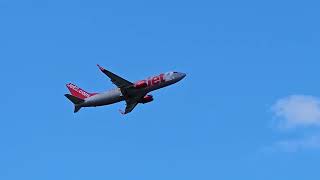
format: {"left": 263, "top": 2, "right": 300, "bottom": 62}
{"left": 66, "top": 83, "right": 97, "bottom": 100}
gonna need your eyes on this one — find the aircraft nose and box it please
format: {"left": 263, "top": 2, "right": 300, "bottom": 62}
{"left": 178, "top": 72, "right": 186, "bottom": 80}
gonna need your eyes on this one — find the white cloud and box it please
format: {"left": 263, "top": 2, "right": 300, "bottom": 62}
{"left": 272, "top": 95, "right": 320, "bottom": 129}
{"left": 267, "top": 135, "right": 320, "bottom": 152}
{"left": 263, "top": 95, "right": 320, "bottom": 153}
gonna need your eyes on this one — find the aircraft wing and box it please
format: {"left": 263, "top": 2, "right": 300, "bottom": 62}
{"left": 97, "top": 64, "right": 133, "bottom": 88}
{"left": 120, "top": 100, "right": 139, "bottom": 115}
{"left": 120, "top": 93, "right": 148, "bottom": 114}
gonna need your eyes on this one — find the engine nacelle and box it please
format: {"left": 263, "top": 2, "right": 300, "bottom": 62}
{"left": 138, "top": 95, "right": 154, "bottom": 104}
{"left": 134, "top": 80, "right": 148, "bottom": 89}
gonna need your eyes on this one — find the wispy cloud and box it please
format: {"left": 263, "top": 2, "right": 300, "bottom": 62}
{"left": 266, "top": 95, "right": 320, "bottom": 152}
{"left": 272, "top": 95, "right": 320, "bottom": 129}
{"left": 265, "top": 134, "right": 320, "bottom": 153}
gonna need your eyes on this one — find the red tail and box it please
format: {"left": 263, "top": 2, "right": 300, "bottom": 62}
{"left": 66, "top": 83, "right": 97, "bottom": 100}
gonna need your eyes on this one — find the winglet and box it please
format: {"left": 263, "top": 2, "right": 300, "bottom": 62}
{"left": 97, "top": 64, "right": 105, "bottom": 71}
{"left": 119, "top": 109, "right": 126, "bottom": 115}
{"left": 96, "top": 64, "right": 134, "bottom": 88}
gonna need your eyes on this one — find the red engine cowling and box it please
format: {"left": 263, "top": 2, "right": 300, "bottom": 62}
{"left": 134, "top": 80, "right": 148, "bottom": 88}
{"left": 138, "top": 95, "right": 154, "bottom": 104}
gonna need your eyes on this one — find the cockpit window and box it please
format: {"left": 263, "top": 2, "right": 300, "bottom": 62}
{"left": 164, "top": 72, "right": 174, "bottom": 80}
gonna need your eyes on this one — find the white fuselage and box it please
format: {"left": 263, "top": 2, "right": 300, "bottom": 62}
{"left": 80, "top": 71, "right": 186, "bottom": 108}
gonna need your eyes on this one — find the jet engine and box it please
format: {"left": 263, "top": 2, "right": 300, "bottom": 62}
{"left": 138, "top": 95, "right": 154, "bottom": 104}
{"left": 134, "top": 80, "right": 148, "bottom": 88}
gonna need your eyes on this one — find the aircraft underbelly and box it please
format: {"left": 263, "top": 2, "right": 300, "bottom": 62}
{"left": 84, "top": 89, "right": 124, "bottom": 107}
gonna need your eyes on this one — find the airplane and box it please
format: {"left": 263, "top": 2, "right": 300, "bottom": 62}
{"left": 65, "top": 65, "right": 186, "bottom": 114}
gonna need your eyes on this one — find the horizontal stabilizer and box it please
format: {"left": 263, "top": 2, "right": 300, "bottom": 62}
{"left": 65, "top": 94, "right": 85, "bottom": 104}
{"left": 74, "top": 105, "right": 82, "bottom": 113}
{"left": 65, "top": 94, "right": 84, "bottom": 113}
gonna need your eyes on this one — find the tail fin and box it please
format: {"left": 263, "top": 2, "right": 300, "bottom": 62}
{"left": 66, "top": 83, "right": 97, "bottom": 100}
{"left": 65, "top": 94, "right": 85, "bottom": 113}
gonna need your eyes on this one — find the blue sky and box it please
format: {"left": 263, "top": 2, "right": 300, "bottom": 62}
{"left": 1, "top": 0, "right": 320, "bottom": 179}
